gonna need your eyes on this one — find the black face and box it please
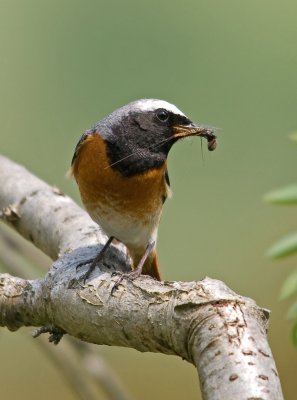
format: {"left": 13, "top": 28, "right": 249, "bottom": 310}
{"left": 98, "top": 108, "right": 192, "bottom": 176}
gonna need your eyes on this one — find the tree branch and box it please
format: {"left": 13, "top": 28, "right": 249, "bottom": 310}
{"left": 0, "top": 155, "right": 108, "bottom": 259}
{"left": 0, "top": 155, "right": 284, "bottom": 399}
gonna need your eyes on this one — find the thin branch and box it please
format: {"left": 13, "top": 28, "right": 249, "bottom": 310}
{"left": 34, "top": 336, "right": 133, "bottom": 400}
{"left": 70, "top": 340, "right": 134, "bottom": 400}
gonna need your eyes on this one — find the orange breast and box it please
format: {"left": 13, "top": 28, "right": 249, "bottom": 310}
{"left": 71, "top": 134, "right": 168, "bottom": 219}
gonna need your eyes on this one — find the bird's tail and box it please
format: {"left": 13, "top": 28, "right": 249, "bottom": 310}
{"left": 142, "top": 250, "right": 161, "bottom": 281}
{"left": 130, "top": 247, "right": 162, "bottom": 281}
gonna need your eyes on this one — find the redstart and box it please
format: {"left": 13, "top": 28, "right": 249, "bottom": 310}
{"left": 70, "top": 99, "right": 216, "bottom": 287}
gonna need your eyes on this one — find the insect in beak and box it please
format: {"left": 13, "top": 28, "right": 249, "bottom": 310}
{"left": 173, "top": 123, "right": 217, "bottom": 151}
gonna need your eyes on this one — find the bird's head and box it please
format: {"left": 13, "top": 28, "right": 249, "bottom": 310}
{"left": 94, "top": 99, "right": 217, "bottom": 176}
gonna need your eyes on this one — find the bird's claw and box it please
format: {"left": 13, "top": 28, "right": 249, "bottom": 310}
{"left": 75, "top": 259, "right": 93, "bottom": 272}
{"left": 68, "top": 276, "right": 85, "bottom": 289}
{"left": 111, "top": 269, "right": 142, "bottom": 295}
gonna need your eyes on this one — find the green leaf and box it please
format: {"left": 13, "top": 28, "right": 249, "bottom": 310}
{"left": 287, "top": 302, "right": 297, "bottom": 320}
{"left": 289, "top": 132, "right": 297, "bottom": 143}
{"left": 292, "top": 323, "right": 297, "bottom": 346}
{"left": 280, "top": 269, "right": 297, "bottom": 300}
{"left": 264, "top": 184, "right": 297, "bottom": 205}
{"left": 267, "top": 231, "right": 297, "bottom": 258}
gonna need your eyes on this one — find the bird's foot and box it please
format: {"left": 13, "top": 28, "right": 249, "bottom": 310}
{"left": 68, "top": 258, "right": 96, "bottom": 288}
{"left": 111, "top": 268, "right": 143, "bottom": 294}
{"left": 111, "top": 240, "right": 155, "bottom": 294}
{"left": 68, "top": 237, "right": 115, "bottom": 288}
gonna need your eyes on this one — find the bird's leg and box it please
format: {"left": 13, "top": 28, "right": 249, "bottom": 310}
{"left": 71, "top": 236, "right": 114, "bottom": 286}
{"left": 111, "top": 240, "right": 155, "bottom": 294}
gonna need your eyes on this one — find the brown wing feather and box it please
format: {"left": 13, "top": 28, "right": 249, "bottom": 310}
{"left": 68, "top": 129, "right": 95, "bottom": 177}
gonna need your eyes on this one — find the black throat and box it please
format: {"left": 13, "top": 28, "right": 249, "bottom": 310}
{"left": 98, "top": 114, "right": 171, "bottom": 177}
{"left": 94, "top": 107, "right": 192, "bottom": 177}
{"left": 104, "top": 136, "right": 167, "bottom": 176}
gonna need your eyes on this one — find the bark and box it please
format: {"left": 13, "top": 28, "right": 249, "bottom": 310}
{"left": 0, "top": 155, "right": 284, "bottom": 400}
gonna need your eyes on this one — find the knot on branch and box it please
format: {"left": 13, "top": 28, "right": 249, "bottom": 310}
{"left": 0, "top": 274, "right": 29, "bottom": 331}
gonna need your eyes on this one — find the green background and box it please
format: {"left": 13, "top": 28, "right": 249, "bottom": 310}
{"left": 1, "top": 0, "right": 296, "bottom": 398}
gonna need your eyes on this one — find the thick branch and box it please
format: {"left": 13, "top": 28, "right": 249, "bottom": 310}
{"left": 0, "top": 266, "right": 282, "bottom": 399}
{"left": 0, "top": 155, "right": 284, "bottom": 399}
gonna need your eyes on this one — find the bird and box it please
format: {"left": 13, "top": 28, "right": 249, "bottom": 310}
{"left": 70, "top": 99, "right": 217, "bottom": 288}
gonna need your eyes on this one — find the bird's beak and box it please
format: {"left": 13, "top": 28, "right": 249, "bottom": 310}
{"left": 173, "top": 123, "right": 217, "bottom": 151}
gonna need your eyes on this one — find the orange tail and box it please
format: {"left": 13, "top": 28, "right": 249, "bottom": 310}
{"left": 142, "top": 250, "right": 161, "bottom": 281}
{"left": 129, "top": 247, "right": 162, "bottom": 281}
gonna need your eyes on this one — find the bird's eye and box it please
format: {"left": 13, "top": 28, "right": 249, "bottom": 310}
{"left": 156, "top": 109, "right": 169, "bottom": 122}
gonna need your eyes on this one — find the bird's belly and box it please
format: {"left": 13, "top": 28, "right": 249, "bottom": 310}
{"left": 72, "top": 133, "right": 168, "bottom": 247}
{"left": 87, "top": 201, "right": 161, "bottom": 247}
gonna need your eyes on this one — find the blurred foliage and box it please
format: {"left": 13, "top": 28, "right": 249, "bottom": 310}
{"left": 265, "top": 185, "right": 297, "bottom": 206}
{"left": 266, "top": 136, "right": 297, "bottom": 345}
{"left": 290, "top": 132, "right": 297, "bottom": 144}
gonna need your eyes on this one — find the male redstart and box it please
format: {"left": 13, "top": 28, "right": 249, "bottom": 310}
{"left": 70, "top": 99, "right": 216, "bottom": 288}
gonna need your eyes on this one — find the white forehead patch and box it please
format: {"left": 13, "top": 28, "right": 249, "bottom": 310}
{"left": 135, "top": 99, "right": 186, "bottom": 116}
